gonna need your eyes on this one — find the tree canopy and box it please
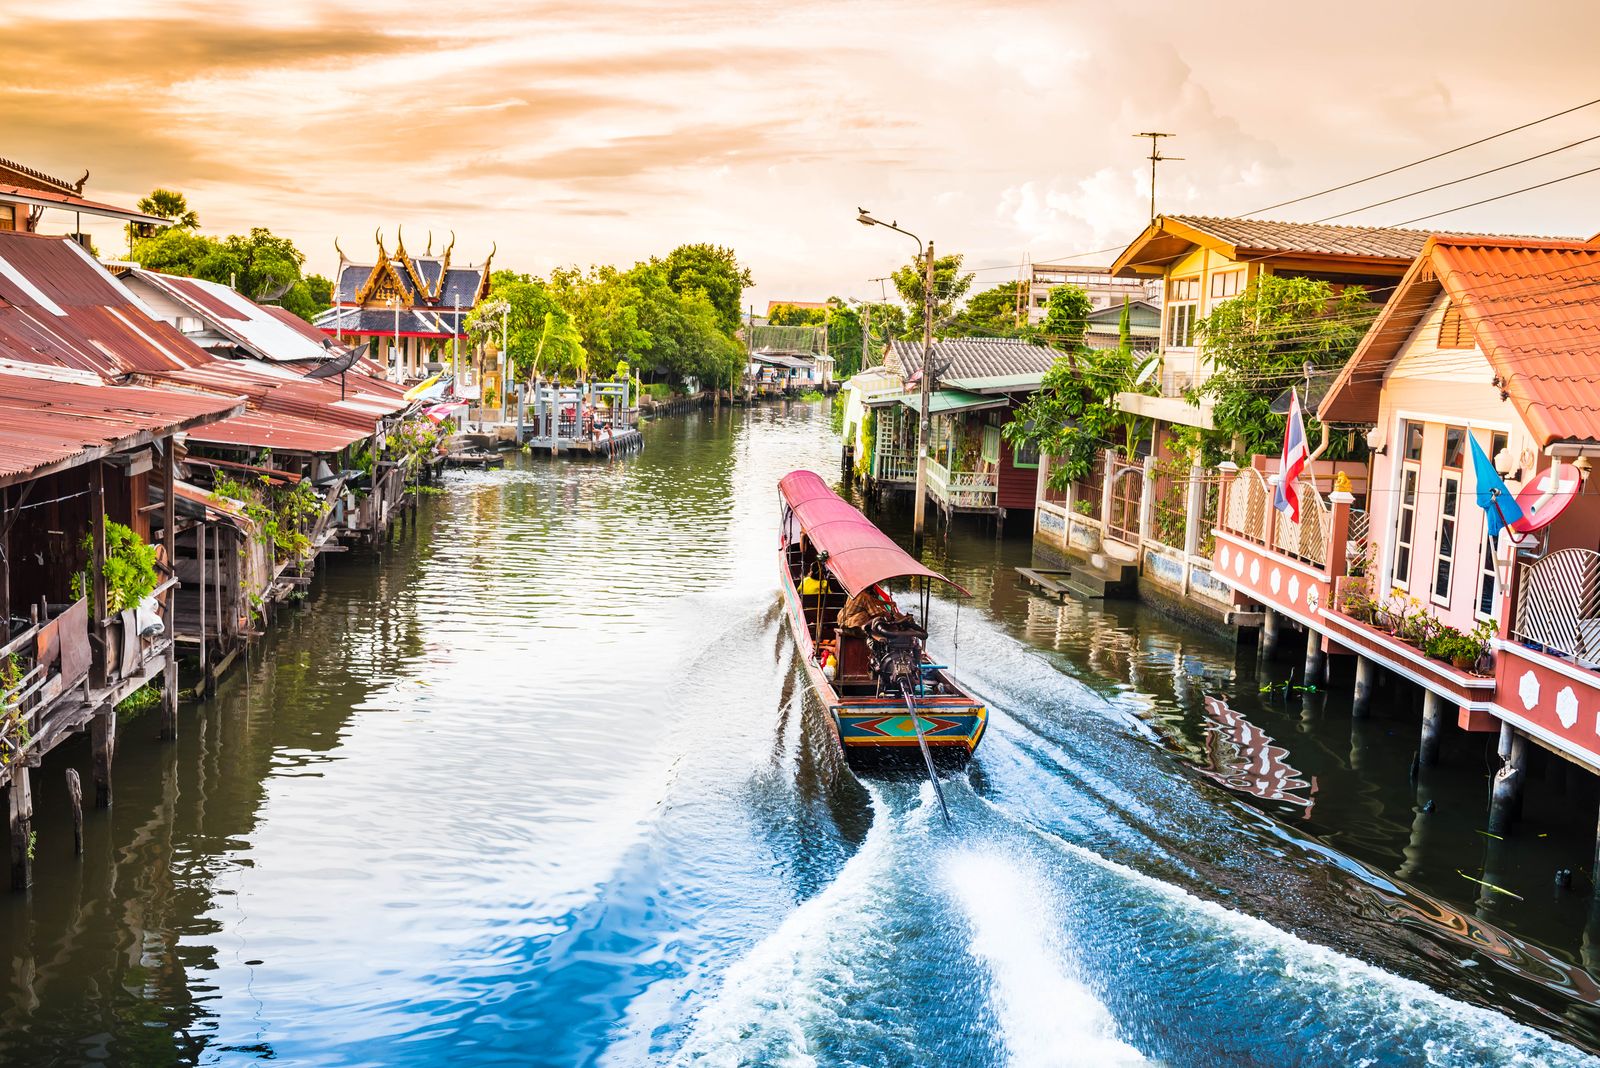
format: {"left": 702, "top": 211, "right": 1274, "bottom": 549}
{"left": 466, "top": 271, "right": 588, "bottom": 382}
{"left": 950, "top": 281, "right": 1025, "bottom": 336}
{"left": 1197, "top": 274, "right": 1377, "bottom": 458}
{"left": 660, "top": 243, "right": 752, "bottom": 335}
{"left": 891, "top": 252, "right": 973, "bottom": 338}
{"left": 1039, "top": 284, "right": 1094, "bottom": 350}
{"left": 136, "top": 189, "right": 198, "bottom": 229}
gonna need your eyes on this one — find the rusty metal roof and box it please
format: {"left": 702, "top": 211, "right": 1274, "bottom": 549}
{"left": 139, "top": 360, "right": 406, "bottom": 453}
{"left": 1321, "top": 235, "right": 1600, "bottom": 446}
{"left": 0, "top": 373, "right": 244, "bottom": 486}
{"left": 0, "top": 231, "right": 211, "bottom": 375}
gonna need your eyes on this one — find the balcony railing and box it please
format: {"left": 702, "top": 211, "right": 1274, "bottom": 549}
{"left": 1219, "top": 467, "right": 1330, "bottom": 567}
{"left": 874, "top": 445, "right": 916, "bottom": 483}
{"left": 1511, "top": 547, "right": 1600, "bottom": 665}
{"left": 926, "top": 459, "right": 998, "bottom": 511}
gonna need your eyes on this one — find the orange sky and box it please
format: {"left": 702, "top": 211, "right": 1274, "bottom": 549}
{"left": 9, "top": 0, "right": 1600, "bottom": 309}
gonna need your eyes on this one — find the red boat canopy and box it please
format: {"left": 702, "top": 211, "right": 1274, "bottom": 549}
{"left": 778, "top": 469, "right": 967, "bottom": 597}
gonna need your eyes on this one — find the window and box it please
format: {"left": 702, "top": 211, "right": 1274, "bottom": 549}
{"left": 1478, "top": 527, "right": 1498, "bottom": 619}
{"left": 1013, "top": 438, "right": 1041, "bottom": 469}
{"left": 1210, "top": 270, "right": 1245, "bottom": 299}
{"left": 1402, "top": 420, "right": 1424, "bottom": 461}
{"left": 981, "top": 425, "right": 1001, "bottom": 466}
{"left": 0, "top": 205, "right": 13, "bottom": 231}
{"left": 1394, "top": 466, "right": 1419, "bottom": 590}
{"left": 1166, "top": 276, "right": 1200, "bottom": 348}
{"left": 1442, "top": 426, "right": 1466, "bottom": 470}
{"left": 1438, "top": 301, "right": 1473, "bottom": 349}
{"left": 1433, "top": 470, "right": 1460, "bottom": 604}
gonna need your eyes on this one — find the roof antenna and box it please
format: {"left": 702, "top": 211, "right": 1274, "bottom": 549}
{"left": 1134, "top": 132, "right": 1182, "bottom": 223}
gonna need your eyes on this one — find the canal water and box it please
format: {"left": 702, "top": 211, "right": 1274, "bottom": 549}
{"left": 3, "top": 401, "right": 1600, "bottom": 1066}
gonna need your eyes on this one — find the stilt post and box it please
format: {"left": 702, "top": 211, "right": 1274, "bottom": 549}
{"left": 1352, "top": 656, "right": 1377, "bottom": 718}
{"left": 1419, "top": 689, "right": 1447, "bottom": 767}
{"left": 1489, "top": 727, "right": 1527, "bottom": 834}
{"left": 65, "top": 768, "right": 83, "bottom": 855}
{"left": 7, "top": 766, "right": 32, "bottom": 890}
{"left": 91, "top": 708, "right": 115, "bottom": 808}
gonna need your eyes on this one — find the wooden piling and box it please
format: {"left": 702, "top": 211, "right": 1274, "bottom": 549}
{"left": 7, "top": 766, "right": 32, "bottom": 890}
{"left": 91, "top": 708, "right": 115, "bottom": 808}
{"left": 1489, "top": 727, "right": 1527, "bottom": 833}
{"left": 1352, "top": 656, "right": 1377, "bottom": 718}
{"left": 1419, "top": 690, "right": 1447, "bottom": 767}
{"left": 65, "top": 768, "right": 83, "bottom": 855}
{"left": 161, "top": 439, "right": 178, "bottom": 741}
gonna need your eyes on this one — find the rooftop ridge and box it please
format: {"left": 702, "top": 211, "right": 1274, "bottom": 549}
{"left": 0, "top": 156, "right": 81, "bottom": 193}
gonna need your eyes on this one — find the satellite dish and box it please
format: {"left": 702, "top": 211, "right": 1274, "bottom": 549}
{"left": 304, "top": 341, "right": 370, "bottom": 379}
{"left": 1133, "top": 356, "right": 1160, "bottom": 387}
{"left": 1510, "top": 462, "right": 1582, "bottom": 534}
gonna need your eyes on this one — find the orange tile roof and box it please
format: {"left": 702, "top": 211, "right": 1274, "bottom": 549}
{"left": 1321, "top": 235, "right": 1600, "bottom": 445}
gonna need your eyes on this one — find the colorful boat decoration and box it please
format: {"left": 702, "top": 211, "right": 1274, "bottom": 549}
{"left": 777, "top": 470, "right": 987, "bottom": 784}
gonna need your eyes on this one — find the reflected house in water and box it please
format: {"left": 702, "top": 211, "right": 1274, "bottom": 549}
{"left": 1200, "top": 695, "right": 1316, "bottom": 814}
{"left": 1214, "top": 233, "right": 1600, "bottom": 843}
{"left": 314, "top": 230, "right": 493, "bottom": 384}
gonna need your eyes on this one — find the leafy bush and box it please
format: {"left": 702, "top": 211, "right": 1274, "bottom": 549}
{"left": 71, "top": 521, "right": 159, "bottom": 612}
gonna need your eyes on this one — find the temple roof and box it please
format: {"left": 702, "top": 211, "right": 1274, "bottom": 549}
{"left": 331, "top": 230, "right": 492, "bottom": 315}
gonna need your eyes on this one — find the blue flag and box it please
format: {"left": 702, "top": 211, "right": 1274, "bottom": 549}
{"left": 1470, "top": 432, "right": 1523, "bottom": 538}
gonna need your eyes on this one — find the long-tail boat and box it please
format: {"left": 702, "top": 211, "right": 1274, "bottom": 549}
{"left": 777, "top": 470, "right": 987, "bottom": 786}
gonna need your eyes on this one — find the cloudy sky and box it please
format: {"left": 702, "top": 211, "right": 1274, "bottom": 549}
{"left": 8, "top": 0, "right": 1600, "bottom": 308}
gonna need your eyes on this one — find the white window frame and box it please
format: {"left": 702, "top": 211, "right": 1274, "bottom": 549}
{"left": 1393, "top": 463, "right": 1420, "bottom": 592}
{"left": 1431, "top": 468, "right": 1461, "bottom": 607}
{"left": 1476, "top": 524, "right": 1499, "bottom": 622}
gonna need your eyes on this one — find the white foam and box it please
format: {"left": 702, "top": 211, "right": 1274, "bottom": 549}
{"left": 944, "top": 850, "right": 1148, "bottom": 1068}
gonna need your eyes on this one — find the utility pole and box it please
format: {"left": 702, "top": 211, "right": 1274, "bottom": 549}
{"left": 1134, "top": 132, "right": 1182, "bottom": 223}
{"left": 860, "top": 303, "right": 871, "bottom": 371}
{"left": 913, "top": 240, "right": 935, "bottom": 542}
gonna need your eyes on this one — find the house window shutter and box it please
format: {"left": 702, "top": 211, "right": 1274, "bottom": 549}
{"left": 1438, "top": 301, "right": 1472, "bottom": 349}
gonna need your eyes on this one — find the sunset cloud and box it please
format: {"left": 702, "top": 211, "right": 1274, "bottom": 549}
{"left": 6, "top": 0, "right": 1600, "bottom": 305}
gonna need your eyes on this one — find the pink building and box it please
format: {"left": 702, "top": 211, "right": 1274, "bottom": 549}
{"left": 1211, "top": 233, "right": 1600, "bottom": 833}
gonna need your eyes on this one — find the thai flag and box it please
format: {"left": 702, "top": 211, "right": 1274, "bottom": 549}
{"left": 1274, "top": 387, "right": 1309, "bottom": 522}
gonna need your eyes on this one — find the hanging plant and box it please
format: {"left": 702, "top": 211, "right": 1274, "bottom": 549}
{"left": 71, "top": 521, "right": 159, "bottom": 613}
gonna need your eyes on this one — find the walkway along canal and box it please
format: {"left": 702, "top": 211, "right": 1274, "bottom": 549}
{"left": 1, "top": 401, "right": 1599, "bottom": 1065}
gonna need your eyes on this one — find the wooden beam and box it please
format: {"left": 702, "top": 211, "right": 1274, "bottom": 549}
{"left": 160, "top": 438, "right": 178, "bottom": 741}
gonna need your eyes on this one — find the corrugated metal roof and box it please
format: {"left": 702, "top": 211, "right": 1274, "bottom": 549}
{"left": 0, "top": 374, "right": 243, "bottom": 485}
{"left": 0, "top": 231, "right": 211, "bottom": 375}
{"left": 1321, "top": 235, "right": 1600, "bottom": 445}
{"left": 129, "top": 269, "right": 331, "bottom": 361}
{"left": 895, "top": 389, "right": 1009, "bottom": 415}
{"left": 886, "top": 337, "right": 1057, "bottom": 382}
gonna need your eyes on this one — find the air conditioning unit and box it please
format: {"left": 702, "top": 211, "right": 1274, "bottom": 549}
{"left": 176, "top": 316, "right": 205, "bottom": 335}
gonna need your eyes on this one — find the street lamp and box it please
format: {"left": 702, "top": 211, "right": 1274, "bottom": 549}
{"left": 857, "top": 208, "right": 936, "bottom": 542}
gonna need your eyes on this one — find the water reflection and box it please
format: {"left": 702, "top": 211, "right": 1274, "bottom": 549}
{"left": 1198, "top": 693, "right": 1317, "bottom": 814}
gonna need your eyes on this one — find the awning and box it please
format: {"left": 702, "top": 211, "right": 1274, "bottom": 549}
{"left": 941, "top": 373, "right": 1043, "bottom": 395}
{"left": 896, "top": 389, "right": 1009, "bottom": 416}
{"left": 778, "top": 469, "right": 967, "bottom": 597}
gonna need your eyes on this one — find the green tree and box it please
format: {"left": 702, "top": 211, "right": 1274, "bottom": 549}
{"left": 1198, "top": 274, "right": 1377, "bottom": 458}
{"left": 661, "top": 243, "right": 753, "bottom": 335}
{"left": 952, "top": 281, "right": 1026, "bottom": 336}
{"left": 891, "top": 252, "right": 973, "bottom": 338}
{"left": 1039, "top": 284, "right": 1093, "bottom": 350}
{"left": 766, "top": 303, "right": 827, "bottom": 326}
{"left": 1004, "top": 343, "right": 1148, "bottom": 489}
{"left": 466, "top": 270, "right": 587, "bottom": 382}
{"left": 137, "top": 189, "right": 199, "bottom": 229}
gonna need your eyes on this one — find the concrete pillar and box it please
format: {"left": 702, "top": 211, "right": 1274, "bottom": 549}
{"left": 1137, "top": 452, "right": 1157, "bottom": 545}
{"left": 1419, "top": 689, "right": 1448, "bottom": 767}
{"left": 1304, "top": 625, "right": 1325, "bottom": 687}
{"left": 7, "top": 766, "right": 31, "bottom": 891}
{"left": 1099, "top": 449, "right": 1116, "bottom": 528}
{"left": 1489, "top": 727, "right": 1528, "bottom": 834}
{"left": 1261, "top": 608, "right": 1282, "bottom": 657}
{"left": 1352, "top": 656, "right": 1378, "bottom": 718}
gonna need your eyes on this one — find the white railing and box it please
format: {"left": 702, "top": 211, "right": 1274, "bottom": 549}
{"left": 927, "top": 459, "right": 998, "bottom": 511}
{"left": 1221, "top": 468, "right": 1330, "bottom": 567}
{"left": 1513, "top": 548, "right": 1600, "bottom": 665}
{"left": 874, "top": 445, "right": 916, "bottom": 482}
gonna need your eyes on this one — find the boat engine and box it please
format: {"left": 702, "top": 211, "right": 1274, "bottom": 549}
{"left": 865, "top": 615, "right": 927, "bottom": 698}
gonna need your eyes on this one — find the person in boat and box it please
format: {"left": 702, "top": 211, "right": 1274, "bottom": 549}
{"left": 799, "top": 559, "right": 830, "bottom": 597}
{"left": 837, "top": 586, "right": 911, "bottom": 631}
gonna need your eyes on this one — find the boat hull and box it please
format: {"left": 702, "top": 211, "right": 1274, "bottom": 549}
{"left": 779, "top": 559, "right": 986, "bottom": 767}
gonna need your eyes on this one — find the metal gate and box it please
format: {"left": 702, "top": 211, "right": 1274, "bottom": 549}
{"left": 1107, "top": 460, "right": 1143, "bottom": 544}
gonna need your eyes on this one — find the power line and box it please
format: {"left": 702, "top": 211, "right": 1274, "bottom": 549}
{"left": 1314, "top": 132, "right": 1600, "bottom": 224}
{"left": 1388, "top": 162, "right": 1600, "bottom": 227}
{"left": 1242, "top": 95, "right": 1600, "bottom": 218}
